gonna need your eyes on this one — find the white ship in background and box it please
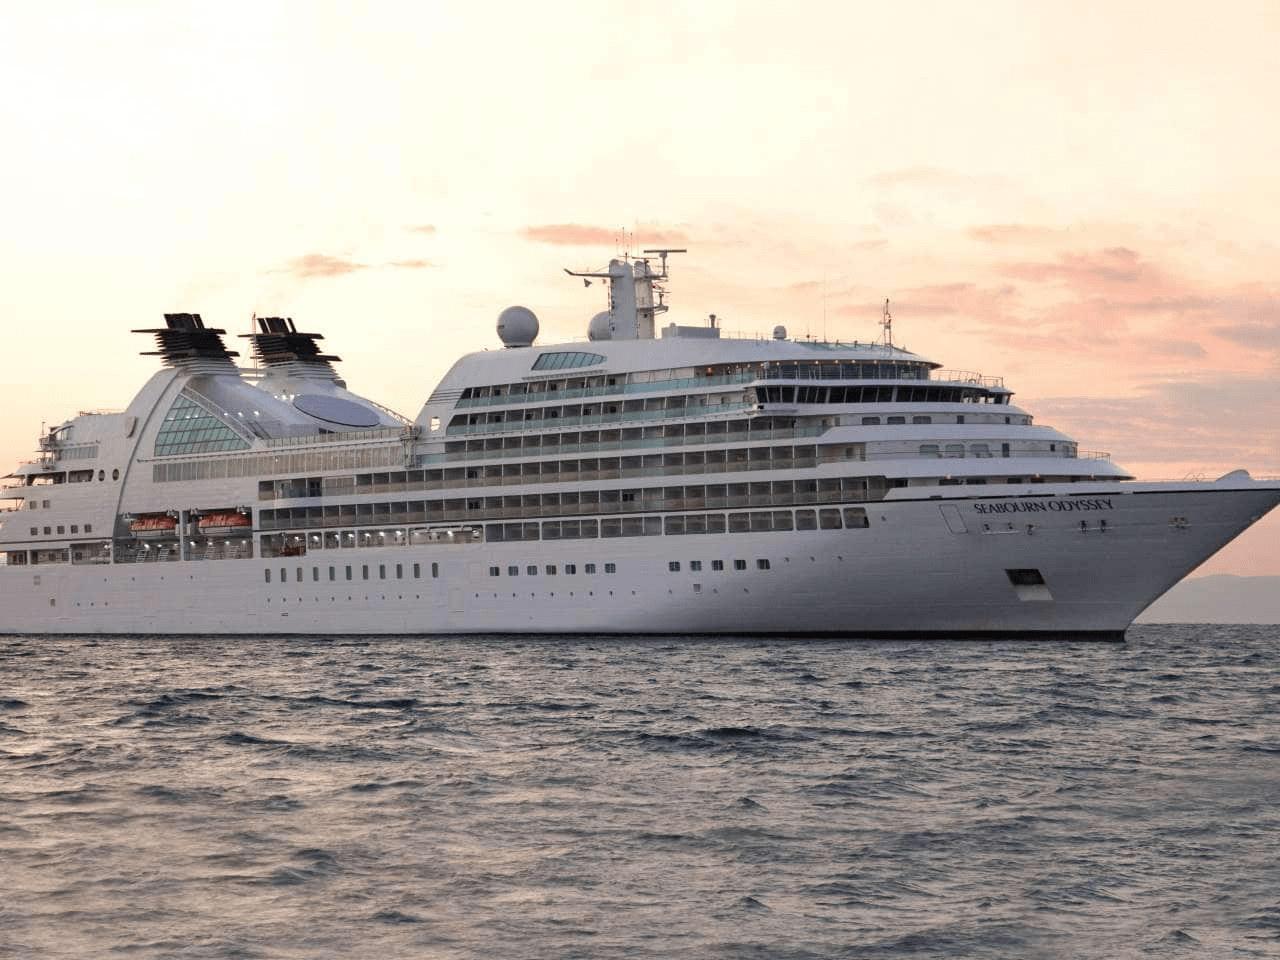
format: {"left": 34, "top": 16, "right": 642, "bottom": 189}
{"left": 2, "top": 250, "right": 1277, "bottom": 638}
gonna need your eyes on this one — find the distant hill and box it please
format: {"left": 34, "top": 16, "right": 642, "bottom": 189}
{"left": 1138, "top": 575, "right": 1280, "bottom": 624}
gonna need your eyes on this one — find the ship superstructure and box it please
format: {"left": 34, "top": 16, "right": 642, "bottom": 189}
{"left": 2, "top": 253, "right": 1277, "bottom": 637}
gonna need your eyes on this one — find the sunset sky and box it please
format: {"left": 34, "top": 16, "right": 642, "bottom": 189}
{"left": 2, "top": 1, "right": 1277, "bottom": 577}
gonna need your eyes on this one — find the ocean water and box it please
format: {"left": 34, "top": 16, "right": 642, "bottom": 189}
{"left": 1, "top": 626, "right": 1278, "bottom": 960}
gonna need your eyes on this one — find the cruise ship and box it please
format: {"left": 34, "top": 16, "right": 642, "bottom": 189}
{"left": 2, "top": 250, "right": 1276, "bottom": 638}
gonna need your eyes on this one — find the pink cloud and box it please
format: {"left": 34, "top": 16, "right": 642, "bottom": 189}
{"left": 275, "top": 253, "right": 367, "bottom": 278}
{"left": 1037, "top": 375, "right": 1279, "bottom": 474}
{"left": 969, "top": 223, "right": 1066, "bottom": 244}
{"left": 522, "top": 223, "right": 691, "bottom": 247}
{"left": 1000, "top": 246, "right": 1161, "bottom": 291}
{"left": 523, "top": 224, "right": 626, "bottom": 246}
{"left": 408, "top": 224, "right": 437, "bottom": 235}
{"left": 387, "top": 258, "right": 434, "bottom": 270}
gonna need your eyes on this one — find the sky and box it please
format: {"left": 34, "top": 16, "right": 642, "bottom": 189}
{"left": 2, "top": 0, "right": 1277, "bottom": 578}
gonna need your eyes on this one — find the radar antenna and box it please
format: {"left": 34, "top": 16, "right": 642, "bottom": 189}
{"left": 881, "top": 298, "right": 894, "bottom": 349}
{"left": 642, "top": 248, "right": 686, "bottom": 280}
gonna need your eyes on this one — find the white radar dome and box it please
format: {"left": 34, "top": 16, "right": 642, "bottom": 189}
{"left": 773, "top": 325, "right": 787, "bottom": 340}
{"left": 497, "top": 306, "right": 539, "bottom": 348}
{"left": 587, "top": 311, "right": 613, "bottom": 341}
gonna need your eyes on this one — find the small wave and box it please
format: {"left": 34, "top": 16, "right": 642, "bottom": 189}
{"left": 135, "top": 783, "right": 224, "bottom": 804}
{"left": 372, "top": 910, "right": 423, "bottom": 924}
{"left": 220, "top": 731, "right": 290, "bottom": 748}
{"left": 1241, "top": 741, "right": 1280, "bottom": 755}
{"left": 1154, "top": 929, "right": 1200, "bottom": 945}
{"left": 0, "top": 698, "right": 28, "bottom": 710}
{"left": 259, "top": 848, "right": 340, "bottom": 886}
{"left": 351, "top": 697, "right": 420, "bottom": 710}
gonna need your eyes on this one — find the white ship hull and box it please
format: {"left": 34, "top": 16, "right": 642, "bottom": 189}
{"left": 5, "top": 259, "right": 1277, "bottom": 639}
{"left": 5, "top": 483, "right": 1274, "bottom": 639}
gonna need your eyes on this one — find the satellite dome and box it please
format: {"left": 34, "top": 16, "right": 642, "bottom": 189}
{"left": 497, "top": 306, "right": 539, "bottom": 348}
{"left": 587, "top": 311, "right": 613, "bottom": 341}
{"left": 773, "top": 325, "right": 787, "bottom": 340}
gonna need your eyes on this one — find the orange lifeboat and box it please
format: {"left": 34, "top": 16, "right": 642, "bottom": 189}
{"left": 198, "top": 511, "right": 252, "bottom": 536}
{"left": 129, "top": 514, "right": 177, "bottom": 538}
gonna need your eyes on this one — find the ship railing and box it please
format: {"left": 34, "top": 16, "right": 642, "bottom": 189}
{"left": 456, "top": 373, "right": 755, "bottom": 408}
{"left": 754, "top": 366, "right": 929, "bottom": 382}
{"left": 930, "top": 370, "right": 1005, "bottom": 388}
{"left": 421, "top": 426, "right": 829, "bottom": 464}
{"left": 445, "top": 403, "right": 754, "bottom": 437}
{"left": 262, "top": 426, "right": 408, "bottom": 449}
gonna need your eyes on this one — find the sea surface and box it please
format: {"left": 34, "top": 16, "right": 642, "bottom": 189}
{"left": 2, "top": 626, "right": 1278, "bottom": 959}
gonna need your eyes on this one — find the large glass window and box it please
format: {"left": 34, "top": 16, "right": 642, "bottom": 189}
{"left": 154, "top": 392, "right": 250, "bottom": 457}
{"left": 531, "top": 351, "right": 606, "bottom": 371}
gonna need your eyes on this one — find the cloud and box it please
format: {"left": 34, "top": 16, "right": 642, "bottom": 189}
{"left": 1214, "top": 319, "right": 1280, "bottom": 354}
{"left": 1000, "top": 246, "right": 1161, "bottom": 290}
{"left": 387, "top": 258, "right": 434, "bottom": 270}
{"left": 522, "top": 223, "right": 691, "bottom": 247}
{"left": 1036, "top": 375, "right": 1280, "bottom": 474}
{"left": 969, "top": 224, "right": 1066, "bottom": 244}
{"left": 408, "top": 224, "right": 437, "bottom": 235}
{"left": 275, "top": 253, "right": 367, "bottom": 278}
{"left": 841, "top": 281, "right": 1019, "bottom": 321}
{"left": 523, "top": 224, "right": 626, "bottom": 246}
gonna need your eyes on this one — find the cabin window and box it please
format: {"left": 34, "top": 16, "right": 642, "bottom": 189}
{"left": 712, "top": 560, "right": 724, "bottom": 571}
{"left": 668, "top": 561, "right": 681, "bottom": 572}
{"left": 265, "top": 569, "right": 271, "bottom": 583}
{"left": 733, "top": 559, "right": 746, "bottom": 571}
{"left": 585, "top": 563, "right": 597, "bottom": 574}
{"left": 757, "top": 559, "right": 771, "bottom": 570}
{"left": 280, "top": 568, "right": 287, "bottom": 583}
{"left": 396, "top": 563, "right": 403, "bottom": 579}
{"left": 565, "top": 564, "right": 576, "bottom": 575}
{"left": 526, "top": 565, "right": 537, "bottom": 576}
{"left": 545, "top": 565, "right": 556, "bottom": 575}
{"left": 378, "top": 564, "right": 386, "bottom": 579}
{"left": 345, "top": 565, "right": 352, "bottom": 580}
{"left": 431, "top": 562, "right": 439, "bottom": 578}
{"left": 604, "top": 563, "right": 616, "bottom": 574}
{"left": 690, "top": 560, "right": 702, "bottom": 572}
{"left": 312, "top": 567, "right": 319, "bottom": 582}
{"left": 844, "top": 508, "right": 870, "bottom": 528}
{"left": 490, "top": 566, "right": 500, "bottom": 577}
{"left": 912, "top": 416, "right": 931, "bottom": 424}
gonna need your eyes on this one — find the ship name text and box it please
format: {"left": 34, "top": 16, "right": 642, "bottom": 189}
{"left": 973, "top": 497, "right": 1114, "bottom": 515}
